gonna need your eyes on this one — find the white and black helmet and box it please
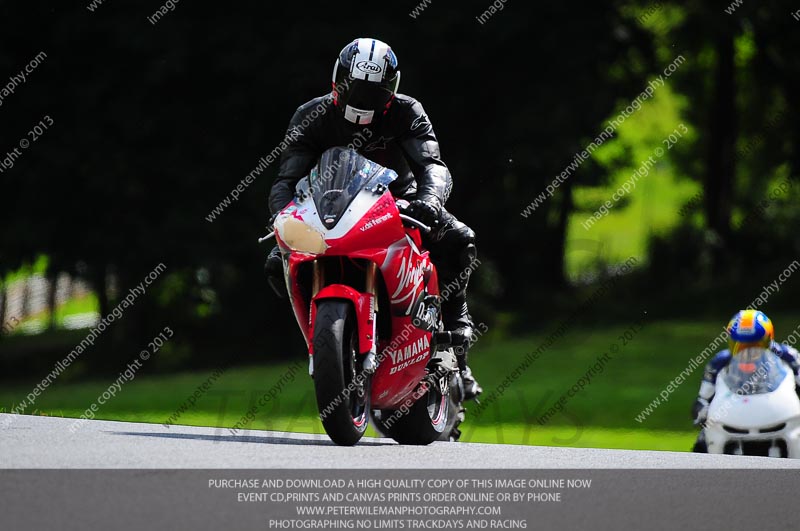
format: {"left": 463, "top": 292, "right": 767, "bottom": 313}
{"left": 332, "top": 38, "right": 400, "bottom": 125}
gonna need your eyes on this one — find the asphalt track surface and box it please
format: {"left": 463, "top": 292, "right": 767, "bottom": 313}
{"left": 3, "top": 413, "right": 799, "bottom": 468}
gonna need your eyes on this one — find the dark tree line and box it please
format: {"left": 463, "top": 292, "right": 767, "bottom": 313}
{"left": 1, "top": 1, "right": 798, "bottom": 375}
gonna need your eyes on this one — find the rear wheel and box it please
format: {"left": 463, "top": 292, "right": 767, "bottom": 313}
{"left": 440, "top": 373, "right": 466, "bottom": 442}
{"left": 375, "top": 370, "right": 461, "bottom": 445}
{"left": 312, "top": 300, "right": 369, "bottom": 446}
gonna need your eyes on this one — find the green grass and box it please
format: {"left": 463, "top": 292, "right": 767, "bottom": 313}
{"left": 4, "top": 293, "right": 99, "bottom": 338}
{"left": 32, "top": 293, "right": 98, "bottom": 326}
{"left": 11, "top": 314, "right": 792, "bottom": 452}
{"left": 55, "top": 293, "right": 99, "bottom": 319}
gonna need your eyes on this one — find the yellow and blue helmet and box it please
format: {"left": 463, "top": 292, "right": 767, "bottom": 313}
{"left": 726, "top": 310, "right": 774, "bottom": 354}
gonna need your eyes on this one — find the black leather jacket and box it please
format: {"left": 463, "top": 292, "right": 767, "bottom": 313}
{"left": 268, "top": 93, "right": 452, "bottom": 215}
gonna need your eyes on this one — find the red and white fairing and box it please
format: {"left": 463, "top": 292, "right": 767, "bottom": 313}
{"left": 274, "top": 149, "right": 439, "bottom": 409}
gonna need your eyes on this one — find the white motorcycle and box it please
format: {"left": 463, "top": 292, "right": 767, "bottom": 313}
{"left": 702, "top": 347, "right": 800, "bottom": 458}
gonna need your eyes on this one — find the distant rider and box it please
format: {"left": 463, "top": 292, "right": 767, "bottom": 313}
{"left": 691, "top": 309, "right": 800, "bottom": 451}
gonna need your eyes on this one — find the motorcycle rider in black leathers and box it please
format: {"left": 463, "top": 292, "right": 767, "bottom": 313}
{"left": 266, "top": 37, "right": 482, "bottom": 400}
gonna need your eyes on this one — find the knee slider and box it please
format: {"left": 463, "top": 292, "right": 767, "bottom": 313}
{"left": 460, "top": 242, "right": 477, "bottom": 270}
{"left": 441, "top": 222, "right": 474, "bottom": 252}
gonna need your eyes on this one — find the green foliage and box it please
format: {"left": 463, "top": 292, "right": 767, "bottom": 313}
{"left": 566, "top": 84, "right": 695, "bottom": 278}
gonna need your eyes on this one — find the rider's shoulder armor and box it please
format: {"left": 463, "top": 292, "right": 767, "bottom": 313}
{"left": 771, "top": 341, "right": 800, "bottom": 371}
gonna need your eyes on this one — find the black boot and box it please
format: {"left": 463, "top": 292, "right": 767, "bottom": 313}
{"left": 692, "top": 430, "right": 708, "bottom": 453}
{"left": 442, "top": 294, "right": 482, "bottom": 401}
{"left": 423, "top": 209, "right": 481, "bottom": 401}
{"left": 264, "top": 245, "right": 287, "bottom": 298}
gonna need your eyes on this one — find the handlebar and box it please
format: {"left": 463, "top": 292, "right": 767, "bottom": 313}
{"left": 396, "top": 200, "right": 432, "bottom": 233}
{"left": 398, "top": 214, "right": 432, "bottom": 234}
{"left": 257, "top": 231, "right": 275, "bottom": 244}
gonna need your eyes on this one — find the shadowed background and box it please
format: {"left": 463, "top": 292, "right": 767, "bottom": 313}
{"left": 1, "top": 1, "right": 799, "bottom": 450}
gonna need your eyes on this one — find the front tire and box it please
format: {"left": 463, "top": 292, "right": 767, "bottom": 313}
{"left": 312, "top": 300, "right": 369, "bottom": 446}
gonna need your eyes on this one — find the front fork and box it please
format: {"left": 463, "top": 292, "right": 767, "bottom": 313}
{"left": 312, "top": 259, "right": 324, "bottom": 297}
{"left": 362, "top": 262, "right": 379, "bottom": 374}
{"left": 308, "top": 261, "right": 325, "bottom": 377}
{"left": 309, "top": 259, "right": 379, "bottom": 376}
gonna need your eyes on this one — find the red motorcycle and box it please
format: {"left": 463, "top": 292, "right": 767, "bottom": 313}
{"left": 264, "top": 147, "right": 464, "bottom": 446}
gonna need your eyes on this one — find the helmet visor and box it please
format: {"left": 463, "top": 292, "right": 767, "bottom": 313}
{"left": 723, "top": 347, "right": 787, "bottom": 395}
{"left": 340, "top": 78, "right": 393, "bottom": 113}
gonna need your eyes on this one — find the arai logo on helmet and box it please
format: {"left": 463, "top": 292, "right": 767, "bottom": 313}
{"left": 355, "top": 60, "right": 382, "bottom": 75}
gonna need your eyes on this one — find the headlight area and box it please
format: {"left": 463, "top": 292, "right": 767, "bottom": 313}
{"left": 277, "top": 216, "right": 328, "bottom": 254}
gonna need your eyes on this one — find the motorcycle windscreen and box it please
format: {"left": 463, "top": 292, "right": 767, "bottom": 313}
{"left": 722, "top": 347, "right": 788, "bottom": 395}
{"left": 308, "top": 147, "right": 397, "bottom": 229}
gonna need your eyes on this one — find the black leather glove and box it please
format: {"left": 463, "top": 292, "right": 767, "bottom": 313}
{"left": 264, "top": 245, "right": 283, "bottom": 277}
{"left": 405, "top": 197, "right": 441, "bottom": 228}
{"left": 264, "top": 245, "right": 287, "bottom": 298}
{"left": 691, "top": 397, "right": 709, "bottom": 426}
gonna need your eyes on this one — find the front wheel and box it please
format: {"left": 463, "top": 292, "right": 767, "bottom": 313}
{"left": 312, "top": 300, "right": 369, "bottom": 446}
